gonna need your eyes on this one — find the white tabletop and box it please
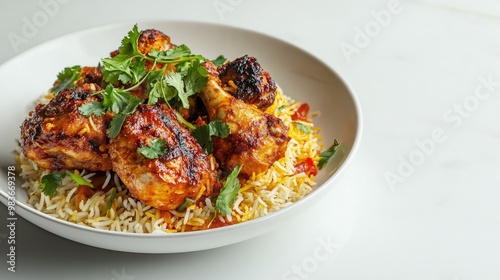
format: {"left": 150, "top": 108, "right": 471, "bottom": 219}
{"left": 1, "top": 0, "right": 500, "bottom": 279}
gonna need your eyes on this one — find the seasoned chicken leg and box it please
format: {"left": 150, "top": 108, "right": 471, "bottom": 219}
{"left": 218, "top": 55, "right": 277, "bottom": 110}
{"left": 108, "top": 104, "right": 216, "bottom": 210}
{"left": 20, "top": 84, "right": 113, "bottom": 171}
{"left": 199, "top": 61, "right": 290, "bottom": 177}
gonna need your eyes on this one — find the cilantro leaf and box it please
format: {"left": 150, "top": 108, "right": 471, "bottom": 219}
{"left": 40, "top": 172, "right": 65, "bottom": 196}
{"left": 51, "top": 65, "right": 81, "bottom": 92}
{"left": 121, "top": 95, "right": 143, "bottom": 115}
{"left": 184, "top": 60, "right": 208, "bottom": 96}
{"left": 294, "top": 122, "right": 312, "bottom": 134}
{"left": 192, "top": 120, "right": 229, "bottom": 153}
{"left": 102, "top": 55, "right": 146, "bottom": 85}
{"left": 119, "top": 24, "right": 141, "bottom": 55}
{"left": 137, "top": 138, "right": 168, "bottom": 159}
{"left": 149, "top": 44, "right": 193, "bottom": 62}
{"left": 215, "top": 166, "right": 242, "bottom": 216}
{"left": 40, "top": 170, "right": 94, "bottom": 196}
{"left": 101, "top": 86, "right": 143, "bottom": 138}
{"left": 146, "top": 69, "right": 168, "bottom": 104}
{"left": 107, "top": 114, "right": 127, "bottom": 138}
{"left": 211, "top": 55, "right": 227, "bottom": 67}
{"left": 192, "top": 125, "right": 212, "bottom": 153}
{"left": 164, "top": 72, "right": 189, "bottom": 107}
{"left": 317, "top": 139, "right": 340, "bottom": 170}
{"left": 79, "top": 102, "right": 106, "bottom": 117}
{"left": 208, "top": 119, "right": 230, "bottom": 138}
{"left": 104, "top": 188, "right": 117, "bottom": 215}
{"left": 101, "top": 25, "right": 144, "bottom": 85}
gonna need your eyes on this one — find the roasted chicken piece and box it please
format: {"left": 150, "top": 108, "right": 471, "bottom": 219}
{"left": 137, "top": 29, "right": 176, "bottom": 55}
{"left": 108, "top": 104, "right": 217, "bottom": 210}
{"left": 20, "top": 84, "right": 113, "bottom": 171}
{"left": 199, "top": 61, "right": 290, "bottom": 177}
{"left": 218, "top": 55, "right": 277, "bottom": 110}
{"left": 75, "top": 66, "right": 103, "bottom": 87}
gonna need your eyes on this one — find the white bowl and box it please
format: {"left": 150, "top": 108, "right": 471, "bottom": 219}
{"left": 0, "top": 21, "right": 362, "bottom": 253}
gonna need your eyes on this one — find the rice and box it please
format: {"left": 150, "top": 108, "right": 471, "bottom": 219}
{"left": 15, "top": 88, "right": 323, "bottom": 233}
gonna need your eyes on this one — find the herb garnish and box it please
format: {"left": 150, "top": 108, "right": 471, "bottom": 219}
{"left": 294, "top": 122, "right": 312, "bottom": 134}
{"left": 80, "top": 24, "right": 209, "bottom": 138}
{"left": 211, "top": 55, "right": 227, "bottom": 67}
{"left": 40, "top": 171, "right": 93, "bottom": 196}
{"left": 104, "top": 188, "right": 117, "bottom": 215}
{"left": 317, "top": 139, "right": 340, "bottom": 170}
{"left": 51, "top": 65, "right": 81, "bottom": 93}
{"left": 215, "top": 165, "right": 242, "bottom": 216}
{"left": 176, "top": 198, "right": 194, "bottom": 212}
{"left": 137, "top": 138, "right": 168, "bottom": 159}
{"left": 192, "top": 120, "right": 230, "bottom": 153}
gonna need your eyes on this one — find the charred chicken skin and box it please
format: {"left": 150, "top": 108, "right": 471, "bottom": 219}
{"left": 137, "top": 29, "right": 176, "bottom": 55}
{"left": 199, "top": 61, "right": 290, "bottom": 177}
{"left": 75, "top": 66, "right": 103, "bottom": 87}
{"left": 218, "top": 55, "right": 277, "bottom": 111}
{"left": 108, "top": 104, "right": 217, "bottom": 210}
{"left": 20, "top": 84, "right": 113, "bottom": 171}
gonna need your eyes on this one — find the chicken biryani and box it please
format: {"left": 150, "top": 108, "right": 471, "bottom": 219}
{"left": 15, "top": 25, "right": 339, "bottom": 233}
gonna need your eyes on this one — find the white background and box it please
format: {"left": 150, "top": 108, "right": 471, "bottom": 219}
{"left": 1, "top": 0, "right": 500, "bottom": 279}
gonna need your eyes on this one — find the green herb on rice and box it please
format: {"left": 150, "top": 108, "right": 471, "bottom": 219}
{"left": 104, "top": 188, "right": 117, "bottom": 215}
{"left": 176, "top": 198, "right": 195, "bottom": 212}
{"left": 40, "top": 171, "right": 93, "bottom": 196}
{"left": 208, "top": 165, "right": 242, "bottom": 227}
{"left": 294, "top": 121, "right": 312, "bottom": 134}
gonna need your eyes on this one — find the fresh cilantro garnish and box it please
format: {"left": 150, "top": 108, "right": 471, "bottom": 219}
{"left": 102, "top": 55, "right": 146, "bottom": 85}
{"left": 40, "top": 172, "right": 65, "bottom": 196}
{"left": 277, "top": 105, "right": 286, "bottom": 111}
{"left": 40, "top": 171, "right": 94, "bottom": 196}
{"left": 192, "top": 120, "right": 230, "bottom": 153}
{"left": 149, "top": 44, "right": 193, "bottom": 61}
{"left": 107, "top": 114, "right": 127, "bottom": 139}
{"left": 215, "top": 165, "right": 242, "bottom": 216}
{"left": 137, "top": 138, "right": 168, "bottom": 159}
{"left": 317, "top": 139, "right": 340, "bottom": 170}
{"left": 80, "top": 85, "right": 143, "bottom": 138}
{"left": 211, "top": 55, "right": 227, "bottom": 67}
{"left": 180, "top": 60, "right": 208, "bottom": 105}
{"left": 104, "top": 188, "right": 117, "bottom": 215}
{"left": 80, "top": 24, "right": 208, "bottom": 137}
{"left": 51, "top": 65, "right": 81, "bottom": 92}
{"left": 294, "top": 122, "right": 311, "bottom": 134}
{"left": 79, "top": 102, "right": 106, "bottom": 117}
